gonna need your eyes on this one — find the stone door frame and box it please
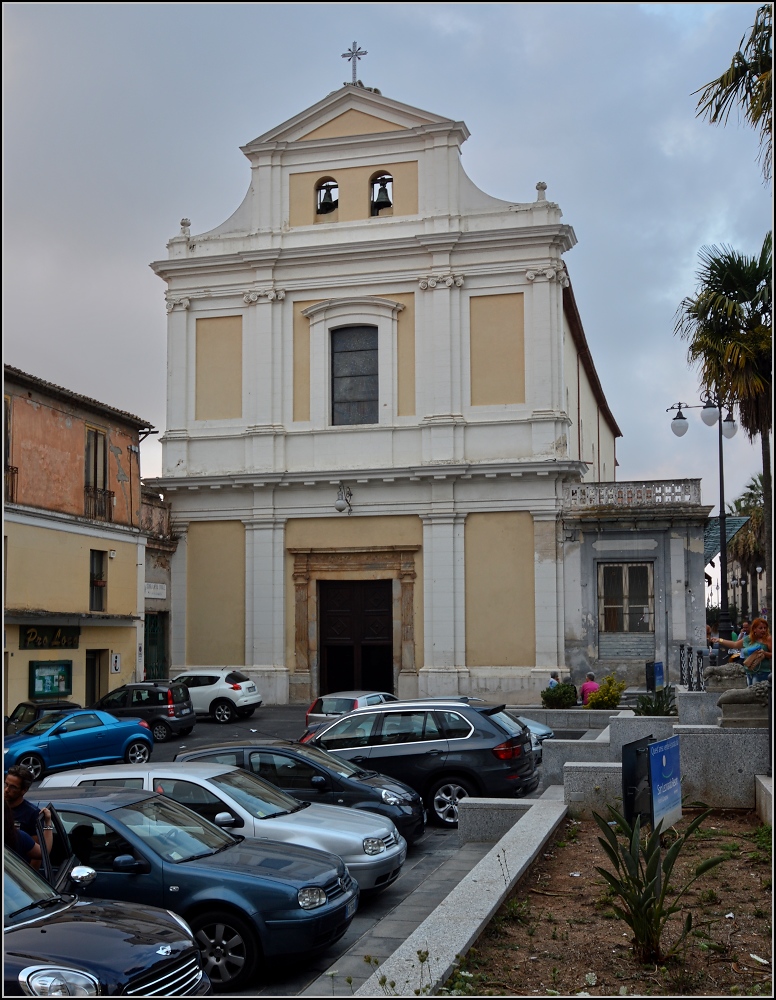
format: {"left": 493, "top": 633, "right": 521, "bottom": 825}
{"left": 289, "top": 546, "right": 419, "bottom": 697}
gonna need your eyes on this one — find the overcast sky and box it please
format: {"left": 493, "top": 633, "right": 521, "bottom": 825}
{"left": 4, "top": 3, "right": 771, "bottom": 511}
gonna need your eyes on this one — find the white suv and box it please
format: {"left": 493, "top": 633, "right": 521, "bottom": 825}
{"left": 172, "top": 668, "right": 263, "bottom": 724}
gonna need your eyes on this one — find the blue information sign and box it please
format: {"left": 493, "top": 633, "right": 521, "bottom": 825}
{"left": 649, "top": 735, "right": 681, "bottom": 829}
{"left": 653, "top": 661, "right": 665, "bottom": 691}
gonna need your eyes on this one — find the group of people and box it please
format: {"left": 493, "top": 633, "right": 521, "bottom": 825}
{"left": 4, "top": 763, "right": 54, "bottom": 869}
{"left": 717, "top": 617, "right": 772, "bottom": 684}
{"left": 547, "top": 670, "right": 600, "bottom": 705}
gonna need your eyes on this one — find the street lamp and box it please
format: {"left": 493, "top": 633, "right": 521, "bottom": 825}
{"left": 668, "top": 390, "right": 738, "bottom": 643}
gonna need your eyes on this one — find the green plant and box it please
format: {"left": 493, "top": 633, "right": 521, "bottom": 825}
{"left": 634, "top": 685, "right": 678, "bottom": 716}
{"left": 593, "top": 805, "right": 728, "bottom": 962}
{"left": 541, "top": 682, "right": 577, "bottom": 709}
{"left": 752, "top": 824, "right": 772, "bottom": 854}
{"left": 586, "top": 674, "right": 627, "bottom": 710}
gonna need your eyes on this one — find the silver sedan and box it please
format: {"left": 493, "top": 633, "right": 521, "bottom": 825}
{"left": 40, "top": 762, "right": 406, "bottom": 891}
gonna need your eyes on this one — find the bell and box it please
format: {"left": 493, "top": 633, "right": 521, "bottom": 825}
{"left": 317, "top": 184, "right": 337, "bottom": 214}
{"left": 373, "top": 181, "right": 392, "bottom": 212}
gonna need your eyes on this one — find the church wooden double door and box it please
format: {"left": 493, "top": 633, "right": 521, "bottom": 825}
{"left": 319, "top": 580, "right": 393, "bottom": 694}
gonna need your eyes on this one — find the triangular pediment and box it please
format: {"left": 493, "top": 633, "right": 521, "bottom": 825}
{"left": 242, "top": 86, "right": 457, "bottom": 150}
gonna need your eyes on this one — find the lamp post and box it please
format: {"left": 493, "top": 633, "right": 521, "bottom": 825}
{"left": 668, "top": 391, "right": 738, "bottom": 643}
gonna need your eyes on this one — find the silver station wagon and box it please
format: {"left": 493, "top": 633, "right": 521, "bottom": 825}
{"left": 41, "top": 762, "right": 406, "bottom": 891}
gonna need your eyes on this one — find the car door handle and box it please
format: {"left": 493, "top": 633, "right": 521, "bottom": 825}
{"left": 424, "top": 750, "right": 443, "bottom": 756}
{"left": 351, "top": 756, "right": 369, "bottom": 764}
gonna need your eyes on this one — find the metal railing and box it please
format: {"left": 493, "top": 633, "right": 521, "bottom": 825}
{"left": 84, "top": 486, "right": 114, "bottom": 521}
{"left": 564, "top": 479, "right": 702, "bottom": 510}
{"left": 678, "top": 644, "right": 706, "bottom": 692}
{"left": 5, "top": 465, "right": 18, "bottom": 504}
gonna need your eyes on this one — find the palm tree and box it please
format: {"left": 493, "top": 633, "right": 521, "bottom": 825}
{"left": 727, "top": 475, "right": 766, "bottom": 618}
{"left": 694, "top": 4, "right": 773, "bottom": 183}
{"left": 675, "top": 233, "right": 772, "bottom": 615}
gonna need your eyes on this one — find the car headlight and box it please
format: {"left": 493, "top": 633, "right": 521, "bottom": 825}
{"left": 298, "top": 886, "right": 327, "bottom": 909}
{"left": 19, "top": 966, "right": 99, "bottom": 997}
{"left": 363, "top": 837, "right": 386, "bottom": 856}
{"left": 380, "top": 789, "right": 402, "bottom": 806}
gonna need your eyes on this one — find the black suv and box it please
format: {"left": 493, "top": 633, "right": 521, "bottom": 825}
{"left": 300, "top": 700, "right": 539, "bottom": 826}
{"left": 91, "top": 681, "right": 195, "bottom": 743}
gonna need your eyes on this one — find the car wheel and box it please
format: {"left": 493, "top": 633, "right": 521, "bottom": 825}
{"left": 190, "top": 910, "right": 259, "bottom": 991}
{"left": 18, "top": 753, "right": 45, "bottom": 781}
{"left": 124, "top": 740, "right": 152, "bottom": 764}
{"left": 179, "top": 726, "right": 194, "bottom": 737}
{"left": 237, "top": 707, "right": 255, "bottom": 719}
{"left": 152, "top": 721, "right": 172, "bottom": 742}
{"left": 426, "top": 776, "right": 475, "bottom": 827}
{"left": 212, "top": 699, "right": 236, "bottom": 724}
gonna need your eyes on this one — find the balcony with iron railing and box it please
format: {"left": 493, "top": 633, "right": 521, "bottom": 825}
{"left": 563, "top": 479, "right": 703, "bottom": 510}
{"left": 5, "top": 466, "right": 18, "bottom": 504}
{"left": 84, "top": 486, "right": 115, "bottom": 521}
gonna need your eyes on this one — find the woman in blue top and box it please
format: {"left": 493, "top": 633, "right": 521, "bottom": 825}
{"left": 718, "top": 617, "right": 772, "bottom": 685}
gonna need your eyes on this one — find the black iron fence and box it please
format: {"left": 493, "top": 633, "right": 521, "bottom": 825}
{"left": 5, "top": 465, "right": 18, "bottom": 503}
{"left": 84, "top": 486, "right": 114, "bottom": 521}
{"left": 679, "top": 643, "right": 706, "bottom": 692}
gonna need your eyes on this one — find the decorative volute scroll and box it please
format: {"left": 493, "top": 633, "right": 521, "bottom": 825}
{"left": 243, "top": 287, "right": 286, "bottom": 304}
{"left": 165, "top": 296, "right": 191, "bottom": 313}
{"left": 418, "top": 273, "right": 464, "bottom": 290}
{"left": 525, "top": 266, "right": 570, "bottom": 287}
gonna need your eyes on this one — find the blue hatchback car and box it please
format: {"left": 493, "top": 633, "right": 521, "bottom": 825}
{"left": 4, "top": 708, "right": 153, "bottom": 780}
{"left": 28, "top": 786, "right": 359, "bottom": 992}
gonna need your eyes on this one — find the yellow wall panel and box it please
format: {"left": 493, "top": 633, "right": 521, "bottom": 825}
{"left": 293, "top": 300, "right": 319, "bottom": 422}
{"left": 391, "top": 292, "right": 416, "bottom": 417}
{"left": 465, "top": 512, "right": 535, "bottom": 666}
{"left": 5, "top": 523, "right": 137, "bottom": 616}
{"left": 195, "top": 317, "right": 242, "bottom": 420}
{"left": 299, "top": 110, "right": 407, "bottom": 141}
{"left": 187, "top": 521, "right": 245, "bottom": 665}
{"left": 470, "top": 294, "right": 525, "bottom": 405}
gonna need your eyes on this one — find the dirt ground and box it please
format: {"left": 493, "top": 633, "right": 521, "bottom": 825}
{"left": 447, "top": 810, "right": 772, "bottom": 997}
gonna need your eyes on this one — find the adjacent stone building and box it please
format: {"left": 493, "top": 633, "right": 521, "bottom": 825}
{"left": 3, "top": 366, "right": 154, "bottom": 712}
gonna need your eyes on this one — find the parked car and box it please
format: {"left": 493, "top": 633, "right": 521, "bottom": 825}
{"left": 516, "top": 716, "right": 555, "bottom": 762}
{"left": 172, "top": 668, "right": 263, "bottom": 724}
{"left": 305, "top": 690, "right": 398, "bottom": 728}
{"left": 4, "top": 845, "right": 210, "bottom": 997}
{"left": 3, "top": 708, "right": 153, "bottom": 780}
{"left": 173, "top": 738, "right": 426, "bottom": 844}
{"left": 41, "top": 761, "right": 407, "bottom": 891}
{"left": 91, "top": 681, "right": 195, "bottom": 743}
{"left": 299, "top": 699, "right": 539, "bottom": 826}
{"left": 4, "top": 700, "right": 82, "bottom": 737}
{"left": 27, "top": 786, "right": 358, "bottom": 992}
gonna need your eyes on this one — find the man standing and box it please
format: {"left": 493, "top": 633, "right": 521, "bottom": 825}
{"left": 4, "top": 764, "right": 42, "bottom": 836}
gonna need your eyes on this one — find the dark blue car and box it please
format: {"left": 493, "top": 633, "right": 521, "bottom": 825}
{"left": 4, "top": 708, "right": 153, "bottom": 780}
{"left": 29, "top": 786, "right": 359, "bottom": 992}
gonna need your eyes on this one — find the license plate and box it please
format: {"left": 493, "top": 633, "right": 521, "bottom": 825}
{"left": 247, "top": 684, "right": 256, "bottom": 692}
{"left": 180, "top": 708, "right": 191, "bottom": 715}
{"left": 346, "top": 897, "right": 357, "bottom": 919}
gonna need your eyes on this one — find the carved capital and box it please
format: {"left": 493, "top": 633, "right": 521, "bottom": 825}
{"left": 243, "top": 287, "right": 286, "bottom": 305}
{"left": 166, "top": 297, "right": 191, "bottom": 313}
{"left": 418, "top": 272, "right": 464, "bottom": 290}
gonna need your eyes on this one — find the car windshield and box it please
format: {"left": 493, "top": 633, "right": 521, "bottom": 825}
{"left": 489, "top": 710, "right": 529, "bottom": 738}
{"left": 313, "top": 698, "right": 355, "bottom": 715}
{"left": 4, "top": 847, "right": 63, "bottom": 922}
{"left": 208, "top": 769, "right": 302, "bottom": 819}
{"left": 290, "top": 742, "right": 367, "bottom": 779}
{"left": 113, "top": 795, "right": 235, "bottom": 862}
{"left": 22, "top": 710, "right": 72, "bottom": 735}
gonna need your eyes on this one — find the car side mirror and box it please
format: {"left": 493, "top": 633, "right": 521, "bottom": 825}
{"left": 69, "top": 865, "right": 97, "bottom": 886}
{"left": 310, "top": 775, "right": 328, "bottom": 789}
{"left": 52, "top": 726, "right": 68, "bottom": 735}
{"left": 113, "top": 854, "right": 151, "bottom": 874}
{"left": 214, "top": 811, "right": 239, "bottom": 828}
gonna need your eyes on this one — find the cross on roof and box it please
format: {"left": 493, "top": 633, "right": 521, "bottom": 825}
{"left": 342, "top": 41, "right": 367, "bottom": 85}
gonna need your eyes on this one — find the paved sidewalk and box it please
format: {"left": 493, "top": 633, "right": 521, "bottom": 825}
{"left": 247, "top": 828, "right": 492, "bottom": 996}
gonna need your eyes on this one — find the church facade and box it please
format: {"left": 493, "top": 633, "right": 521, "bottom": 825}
{"left": 149, "top": 85, "right": 621, "bottom": 704}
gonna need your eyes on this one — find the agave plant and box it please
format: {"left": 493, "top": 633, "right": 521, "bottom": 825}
{"left": 633, "top": 685, "right": 677, "bottom": 716}
{"left": 593, "top": 806, "right": 727, "bottom": 962}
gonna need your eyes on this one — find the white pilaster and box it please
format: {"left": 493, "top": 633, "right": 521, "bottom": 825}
{"left": 534, "top": 512, "right": 561, "bottom": 665}
{"left": 245, "top": 518, "right": 287, "bottom": 666}
{"left": 421, "top": 510, "right": 466, "bottom": 667}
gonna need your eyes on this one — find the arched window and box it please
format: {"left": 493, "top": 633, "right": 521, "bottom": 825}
{"left": 370, "top": 173, "right": 393, "bottom": 217}
{"left": 316, "top": 178, "right": 339, "bottom": 216}
{"left": 331, "top": 325, "right": 378, "bottom": 425}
